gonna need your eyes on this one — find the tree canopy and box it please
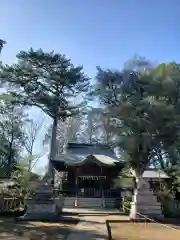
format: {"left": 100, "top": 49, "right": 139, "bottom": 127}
{"left": 1, "top": 48, "right": 89, "bottom": 120}
{"left": 92, "top": 60, "right": 180, "bottom": 177}
{"left": 0, "top": 39, "right": 6, "bottom": 53}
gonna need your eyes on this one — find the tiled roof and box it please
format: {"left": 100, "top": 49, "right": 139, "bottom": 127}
{"left": 67, "top": 143, "right": 117, "bottom": 157}
{"left": 54, "top": 143, "right": 169, "bottom": 178}
{"left": 54, "top": 153, "right": 119, "bottom": 166}
{"left": 54, "top": 142, "right": 120, "bottom": 166}
{"left": 142, "top": 169, "right": 169, "bottom": 178}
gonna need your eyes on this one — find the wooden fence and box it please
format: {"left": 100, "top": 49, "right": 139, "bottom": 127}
{"left": 0, "top": 198, "right": 25, "bottom": 212}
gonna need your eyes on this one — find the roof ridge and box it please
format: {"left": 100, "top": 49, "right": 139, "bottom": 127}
{"left": 67, "top": 142, "right": 112, "bottom": 149}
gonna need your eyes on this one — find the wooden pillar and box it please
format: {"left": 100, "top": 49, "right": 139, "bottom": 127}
{"left": 75, "top": 167, "right": 79, "bottom": 206}
{"left": 100, "top": 167, "right": 105, "bottom": 207}
{"left": 100, "top": 167, "right": 103, "bottom": 197}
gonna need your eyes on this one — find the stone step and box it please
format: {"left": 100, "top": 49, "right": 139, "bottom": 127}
{"left": 32, "top": 198, "right": 53, "bottom": 202}
{"left": 136, "top": 198, "right": 160, "bottom": 202}
{"left": 138, "top": 191, "right": 158, "bottom": 196}
{"left": 32, "top": 193, "right": 53, "bottom": 197}
{"left": 35, "top": 189, "right": 53, "bottom": 193}
{"left": 35, "top": 190, "right": 53, "bottom": 193}
{"left": 138, "top": 206, "right": 162, "bottom": 211}
{"left": 77, "top": 198, "right": 102, "bottom": 208}
{"left": 32, "top": 196, "right": 53, "bottom": 200}
{"left": 140, "top": 210, "right": 162, "bottom": 215}
{"left": 137, "top": 194, "right": 159, "bottom": 199}
{"left": 136, "top": 200, "right": 161, "bottom": 206}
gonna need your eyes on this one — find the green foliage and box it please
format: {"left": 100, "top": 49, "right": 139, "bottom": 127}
{"left": 93, "top": 60, "right": 180, "bottom": 182}
{"left": 1, "top": 48, "right": 90, "bottom": 120}
{"left": 165, "top": 165, "right": 180, "bottom": 193}
{"left": 0, "top": 48, "right": 90, "bottom": 170}
{"left": 156, "top": 188, "right": 180, "bottom": 218}
{"left": 116, "top": 168, "right": 135, "bottom": 189}
{"left": 119, "top": 176, "right": 135, "bottom": 189}
{"left": 1, "top": 155, "right": 42, "bottom": 205}
{"left": 123, "top": 196, "right": 132, "bottom": 213}
{"left": 94, "top": 66, "right": 156, "bottom": 176}
{"left": 0, "top": 100, "right": 28, "bottom": 176}
{"left": 12, "top": 155, "right": 41, "bottom": 186}
{"left": 161, "top": 200, "right": 180, "bottom": 218}
{"left": 0, "top": 39, "right": 6, "bottom": 53}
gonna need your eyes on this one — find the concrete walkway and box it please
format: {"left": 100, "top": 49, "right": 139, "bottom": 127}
{"left": 63, "top": 208, "right": 120, "bottom": 214}
{"left": 67, "top": 215, "right": 107, "bottom": 240}
{"left": 66, "top": 209, "right": 129, "bottom": 240}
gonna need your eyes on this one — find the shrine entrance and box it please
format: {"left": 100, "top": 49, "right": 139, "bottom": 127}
{"left": 56, "top": 156, "right": 122, "bottom": 198}
{"left": 77, "top": 175, "right": 106, "bottom": 197}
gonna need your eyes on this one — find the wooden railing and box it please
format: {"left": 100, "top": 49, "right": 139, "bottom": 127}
{"left": 0, "top": 198, "right": 25, "bottom": 212}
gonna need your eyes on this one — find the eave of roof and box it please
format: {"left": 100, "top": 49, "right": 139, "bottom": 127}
{"left": 142, "top": 169, "right": 169, "bottom": 178}
{"left": 67, "top": 142, "right": 111, "bottom": 149}
{"left": 53, "top": 153, "right": 120, "bottom": 166}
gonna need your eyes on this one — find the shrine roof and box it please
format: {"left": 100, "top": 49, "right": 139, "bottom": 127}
{"left": 67, "top": 143, "right": 116, "bottom": 155}
{"left": 53, "top": 143, "right": 169, "bottom": 178}
{"left": 129, "top": 169, "right": 169, "bottom": 178}
{"left": 54, "top": 142, "right": 120, "bottom": 166}
{"left": 142, "top": 169, "right": 169, "bottom": 178}
{"left": 54, "top": 153, "right": 120, "bottom": 166}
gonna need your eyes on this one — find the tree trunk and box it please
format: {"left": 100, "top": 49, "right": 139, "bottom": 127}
{"left": 7, "top": 138, "right": 14, "bottom": 178}
{"left": 28, "top": 147, "right": 33, "bottom": 172}
{"left": 28, "top": 158, "right": 32, "bottom": 172}
{"left": 129, "top": 175, "right": 142, "bottom": 220}
{"left": 7, "top": 150, "right": 13, "bottom": 178}
{"left": 49, "top": 117, "right": 58, "bottom": 183}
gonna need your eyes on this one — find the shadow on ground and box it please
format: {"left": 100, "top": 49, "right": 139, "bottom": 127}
{"left": 157, "top": 218, "right": 180, "bottom": 229}
{"left": 0, "top": 217, "right": 107, "bottom": 240}
{"left": 0, "top": 217, "right": 77, "bottom": 240}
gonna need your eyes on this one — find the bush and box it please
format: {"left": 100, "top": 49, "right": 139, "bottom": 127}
{"left": 156, "top": 189, "right": 180, "bottom": 218}
{"left": 123, "top": 196, "right": 132, "bottom": 213}
{"left": 161, "top": 199, "right": 180, "bottom": 218}
{"left": 0, "top": 185, "right": 26, "bottom": 214}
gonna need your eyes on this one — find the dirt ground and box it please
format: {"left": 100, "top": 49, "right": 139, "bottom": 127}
{"left": 0, "top": 218, "right": 77, "bottom": 240}
{"left": 110, "top": 222, "right": 180, "bottom": 240}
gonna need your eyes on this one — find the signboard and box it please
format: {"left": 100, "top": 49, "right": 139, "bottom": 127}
{"left": 78, "top": 176, "right": 106, "bottom": 180}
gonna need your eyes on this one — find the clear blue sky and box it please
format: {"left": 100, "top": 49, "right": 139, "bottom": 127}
{"left": 1, "top": 0, "right": 180, "bottom": 75}
{"left": 0, "top": 0, "right": 179, "bottom": 173}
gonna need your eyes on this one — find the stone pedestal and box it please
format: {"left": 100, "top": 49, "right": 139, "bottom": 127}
{"left": 26, "top": 200, "right": 56, "bottom": 214}
{"left": 55, "top": 195, "right": 64, "bottom": 213}
{"left": 25, "top": 183, "right": 56, "bottom": 218}
{"left": 130, "top": 179, "right": 163, "bottom": 219}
